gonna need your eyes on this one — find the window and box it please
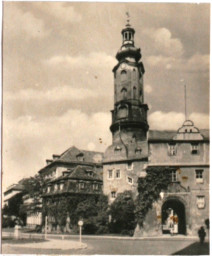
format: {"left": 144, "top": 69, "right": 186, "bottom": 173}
{"left": 121, "top": 70, "right": 127, "bottom": 82}
{"left": 47, "top": 186, "right": 51, "bottom": 193}
{"left": 79, "top": 183, "right": 85, "bottom": 189}
{"left": 135, "top": 147, "right": 142, "bottom": 155}
{"left": 117, "top": 105, "right": 128, "bottom": 119}
{"left": 171, "top": 170, "right": 177, "bottom": 182}
{"left": 114, "top": 146, "right": 122, "bottom": 153}
{"left": 191, "top": 143, "right": 199, "bottom": 154}
{"left": 54, "top": 184, "right": 58, "bottom": 191}
{"left": 196, "top": 196, "right": 205, "bottom": 209}
{"left": 196, "top": 170, "right": 204, "bottom": 184}
{"left": 115, "top": 169, "right": 121, "bottom": 179}
{"left": 93, "top": 184, "right": 99, "bottom": 190}
{"left": 133, "top": 87, "right": 136, "bottom": 99}
{"left": 111, "top": 191, "right": 116, "bottom": 199}
{"left": 108, "top": 170, "right": 113, "bottom": 179}
{"left": 168, "top": 143, "right": 176, "bottom": 156}
{"left": 60, "top": 183, "right": 64, "bottom": 190}
{"left": 127, "top": 162, "right": 133, "bottom": 170}
{"left": 127, "top": 177, "right": 133, "bottom": 184}
{"left": 121, "top": 88, "right": 127, "bottom": 100}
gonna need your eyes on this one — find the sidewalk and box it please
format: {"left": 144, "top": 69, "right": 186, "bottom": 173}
{"left": 2, "top": 231, "right": 199, "bottom": 241}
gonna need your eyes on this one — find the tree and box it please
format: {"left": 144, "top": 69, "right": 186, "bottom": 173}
{"left": 109, "top": 191, "right": 136, "bottom": 235}
{"left": 135, "top": 167, "right": 173, "bottom": 227}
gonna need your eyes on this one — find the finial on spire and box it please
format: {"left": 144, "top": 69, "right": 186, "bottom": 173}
{"left": 126, "top": 11, "right": 130, "bottom": 27}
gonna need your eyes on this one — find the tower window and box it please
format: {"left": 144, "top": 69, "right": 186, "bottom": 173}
{"left": 191, "top": 143, "right": 199, "bottom": 154}
{"left": 117, "top": 105, "right": 128, "bottom": 119}
{"left": 168, "top": 143, "right": 176, "bottom": 156}
{"left": 171, "top": 170, "right": 177, "bottom": 182}
{"left": 121, "top": 70, "right": 127, "bottom": 82}
{"left": 135, "top": 147, "right": 142, "bottom": 155}
{"left": 108, "top": 170, "right": 113, "bottom": 179}
{"left": 195, "top": 169, "right": 204, "bottom": 183}
{"left": 121, "top": 88, "right": 127, "bottom": 99}
{"left": 127, "top": 177, "right": 133, "bottom": 184}
{"left": 133, "top": 87, "right": 136, "bottom": 99}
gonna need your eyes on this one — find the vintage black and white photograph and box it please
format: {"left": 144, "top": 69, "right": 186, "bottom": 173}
{"left": 1, "top": 2, "right": 210, "bottom": 255}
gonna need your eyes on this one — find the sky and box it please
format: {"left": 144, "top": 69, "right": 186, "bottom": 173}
{"left": 2, "top": 2, "right": 210, "bottom": 192}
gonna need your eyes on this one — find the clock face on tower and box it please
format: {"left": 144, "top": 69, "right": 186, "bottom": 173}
{"left": 121, "top": 63, "right": 126, "bottom": 69}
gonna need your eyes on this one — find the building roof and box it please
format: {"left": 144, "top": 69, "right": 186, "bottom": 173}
{"left": 48, "top": 165, "right": 102, "bottom": 184}
{"left": 148, "top": 129, "right": 209, "bottom": 142}
{"left": 39, "top": 146, "right": 103, "bottom": 174}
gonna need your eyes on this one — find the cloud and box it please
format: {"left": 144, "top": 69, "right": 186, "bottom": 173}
{"left": 4, "top": 3, "right": 49, "bottom": 39}
{"left": 45, "top": 52, "right": 116, "bottom": 69}
{"left": 5, "top": 86, "right": 99, "bottom": 102}
{"left": 3, "top": 110, "right": 111, "bottom": 191}
{"left": 144, "top": 84, "right": 152, "bottom": 94}
{"left": 143, "top": 27, "right": 184, "bottom": 57}
{"left": 148, "top": 111, "right": 209, "bottom": 130}
{"left": 146, "top": 53, "right": 209, "bottom": 73}
{"left": 34, "top": 2, "right": 82, "bottom": 23}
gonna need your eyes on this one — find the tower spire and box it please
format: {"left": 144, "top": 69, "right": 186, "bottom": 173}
{"left": 126, "top": 11, "right": 130, "bottom": 27}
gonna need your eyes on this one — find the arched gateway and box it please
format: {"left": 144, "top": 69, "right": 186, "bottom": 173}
{"left": 161, "top": 199, "right": 186, "bottom": 235}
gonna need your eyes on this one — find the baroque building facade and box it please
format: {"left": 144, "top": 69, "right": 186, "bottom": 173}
{"left": 103, "top": 22, "right": 209, "bottom": 236}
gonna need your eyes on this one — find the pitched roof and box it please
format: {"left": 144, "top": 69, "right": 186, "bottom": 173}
{"left": 49, "top": 165, "right": 102, "bottom": 184}
{"left": 148, "top": 129, "right": 209, "bottom": 142}
{"left": 55, "top": 146, "right": 103, "bottom": 163}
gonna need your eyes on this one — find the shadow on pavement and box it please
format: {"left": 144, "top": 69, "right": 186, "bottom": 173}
{"left": 172, "top": 242, "right": 209, "bottom": 255}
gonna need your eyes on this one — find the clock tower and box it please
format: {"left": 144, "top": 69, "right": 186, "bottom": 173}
{"left": 103, "top": 19, "right": 149, "bottom": 201}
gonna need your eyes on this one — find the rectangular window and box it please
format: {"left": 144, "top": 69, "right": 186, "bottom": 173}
{"left": 93, "top": 184, "right": 99, "bottom": 190}
{"left": 127, "top": 177, "right": 133, "bottom": 184}
{"left": 116, "top": 169, "right": 121, "bottom": 179}
{"left": 196, "top": 170, "right": 204, "bottom": 183}
{"left": 171, "top": 170, "right": 177, "bottom": 182}
{"left": 54, "top": 184, "right": 58, "bottom": 191}
{"left": 79, "top": 183, "right": 85, "bottom": 189}
{"left": 111, "top": 191, "right": 116, "bottom": 198}
{"left": 108, "top": 170, "right": 113, "bottom": 179}
{"left": 196, "top": 196, "right": 205, "bottom": 209}
{"left": 168, "top": 143, "right": 176, "bottom": 156}
{"left": 191, "top": 143, "right": 199, "bottom": 154}
{"left": 60, "top": 183, "right": 64, "bottom": 190}
{"left": 47, "top": 186, "right": 51, "bottom": 193}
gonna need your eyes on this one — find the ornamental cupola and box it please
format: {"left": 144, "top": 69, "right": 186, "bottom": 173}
{"left": 116, "top": 17, "right": 141, "bottom": 62}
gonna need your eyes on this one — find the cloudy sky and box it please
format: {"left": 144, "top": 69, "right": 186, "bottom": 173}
{"left": 3, "top": 2, "right": 210, "bottom": 191}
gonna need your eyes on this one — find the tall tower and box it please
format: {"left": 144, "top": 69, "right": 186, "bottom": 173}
{"left": 103, "top": 18, "right": 149, "bottom": 201}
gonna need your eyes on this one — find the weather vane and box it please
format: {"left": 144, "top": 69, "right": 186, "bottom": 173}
{"left": 126, "top": 11, "right": 130, "bottom": 26}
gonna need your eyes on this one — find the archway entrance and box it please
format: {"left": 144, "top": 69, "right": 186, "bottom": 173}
{"left": 162, "top": 199, "right": 186, "bottom": 235}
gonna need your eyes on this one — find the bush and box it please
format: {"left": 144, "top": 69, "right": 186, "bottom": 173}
{"left": 2, "top": 216, "right": 15, "bottom": 228}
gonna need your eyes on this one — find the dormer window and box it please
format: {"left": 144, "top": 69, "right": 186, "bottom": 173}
{"left": 77, "top": 153, "right": 84, "bottom": 161}
{"left": 87, "top": 171, "right": 94, "bottom": 177}
{"left": 191, "top": 143, "right": 199, "bottom": 154}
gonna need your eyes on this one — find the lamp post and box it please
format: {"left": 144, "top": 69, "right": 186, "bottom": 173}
{"left": 78, "top": 220, "right": 83, "bottom": 244}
